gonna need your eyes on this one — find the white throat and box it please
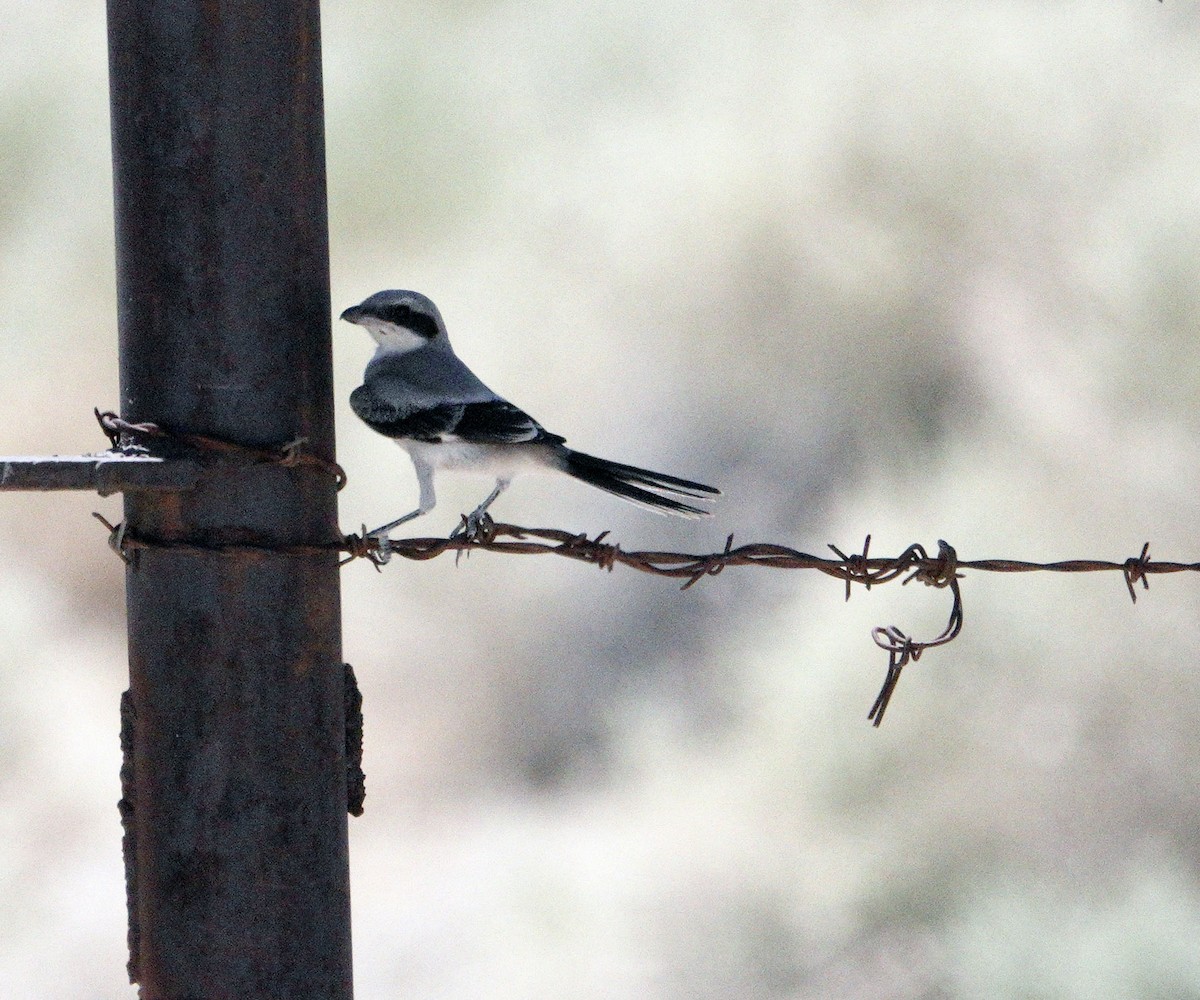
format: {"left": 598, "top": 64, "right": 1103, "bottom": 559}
{"left": 366, "top": 321, "right": 429, "bottom": 355}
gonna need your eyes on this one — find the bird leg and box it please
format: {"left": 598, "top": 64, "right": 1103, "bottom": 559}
{"left": 451, "top": 478, "right": 510, "bottom": 541}
{"left": 365, "top": 457, "right": 436, "bottom": 544}
{"left": 365, "top": 507, "right": 427, "bottom": 541}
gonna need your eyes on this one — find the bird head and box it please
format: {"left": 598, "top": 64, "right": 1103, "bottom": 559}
{"left": 340, "top": 289, "right": 447, "bottom": 353}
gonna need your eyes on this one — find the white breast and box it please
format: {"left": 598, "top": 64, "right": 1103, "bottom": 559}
{"left": 398, "top": 438, "right": 559, "bottom": 478}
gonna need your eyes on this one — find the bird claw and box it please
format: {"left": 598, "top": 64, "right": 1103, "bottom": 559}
{"left": 450, "top": 510, "right": 492, "bottom": 542}
{"left": 363, "top": 524, "right": 394, "bottom": 565}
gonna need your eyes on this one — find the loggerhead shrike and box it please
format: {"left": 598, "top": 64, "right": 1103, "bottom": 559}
{"left": 340, "top": 290, "right": 719, "bottom": 541}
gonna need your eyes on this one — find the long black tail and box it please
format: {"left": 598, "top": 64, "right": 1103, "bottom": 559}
{"left": 563, "top": 450, "right": 719, "bottom": 518}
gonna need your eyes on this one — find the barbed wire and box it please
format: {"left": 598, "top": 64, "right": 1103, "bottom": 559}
{"left": 88, "top": 409, "right": 1195, "bottom": 726}
{"left": 94, "top": 409, "right": 347, "bottom": 488}
{"left": 342, "top": 522, "right": 1190, "bottom": 726}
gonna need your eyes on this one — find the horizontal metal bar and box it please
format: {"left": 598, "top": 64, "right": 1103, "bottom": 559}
{"left": 0, "top": 454, "right": 200, "bottom": 495}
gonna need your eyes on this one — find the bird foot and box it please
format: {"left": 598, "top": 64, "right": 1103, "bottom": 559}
{"left": 450, "top": 510, "right": 493, "bottom": 542}
{"left": 363, "top": 525, "right": 394, "bottom": 565}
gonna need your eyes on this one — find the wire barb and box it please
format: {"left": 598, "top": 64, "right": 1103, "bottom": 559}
{"left": 682, "top": 533, "right": 735, "bottom": 590}
{"left": 1123, "top": 542, "right": 1152, "bottom": 604}
{"left": 829, "top": 535, "right": 873, "bottom": 600}
{"left": 340, "top": 528, "right": 388, "bottom": 570}
{"left": 92, "top": 512, "right": 134, "bottom": 566}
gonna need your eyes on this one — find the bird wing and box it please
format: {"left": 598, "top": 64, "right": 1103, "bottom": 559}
{"left": 351, "top": 385, "right": 563, "bottom": 446}
{"left": 452, "top": 399, "right": 563, "bottom": 444}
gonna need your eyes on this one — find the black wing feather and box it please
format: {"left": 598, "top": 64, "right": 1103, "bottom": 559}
{"left": 350, "top": 384, "right": 460, "bottom": 440}
{"left": 453, "top": 401, "right": 564, "bottom": 445}
{"left": 351, "top": 385, "right": 563, "bottom": 445}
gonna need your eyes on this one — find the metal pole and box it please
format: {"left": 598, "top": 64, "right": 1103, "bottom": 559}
{"left": 106, "top": 2, "right": 352, "bottom": 996}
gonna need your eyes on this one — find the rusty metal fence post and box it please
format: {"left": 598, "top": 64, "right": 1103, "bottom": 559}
{"left": 107, "top": 1, "right": 353, "bottom": 996}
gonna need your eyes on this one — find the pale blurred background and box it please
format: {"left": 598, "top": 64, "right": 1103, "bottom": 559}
{"left": 3, "top": 1, "right": 1200, "bottom": 997}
